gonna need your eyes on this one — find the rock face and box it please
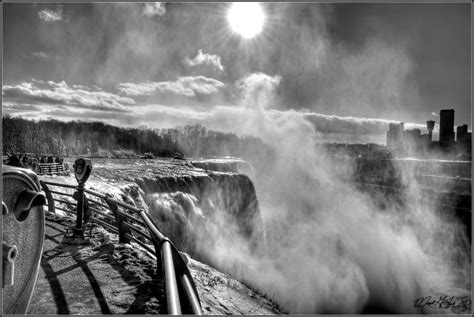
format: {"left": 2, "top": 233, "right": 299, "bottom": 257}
{"left": 136, "top": 171, "right": 266, "bottom": 270}
{"left": 191, "top": 159, "right": 255, "bottom": 178}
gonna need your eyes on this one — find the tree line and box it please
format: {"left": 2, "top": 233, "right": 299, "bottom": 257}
{"left": 2, "top": 116, "right": 274, "bottom": 162}
{"left": 3, "top": 115, "right": 181, "bottom": 157}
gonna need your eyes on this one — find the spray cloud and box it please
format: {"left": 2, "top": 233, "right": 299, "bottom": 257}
{"left": 189, "top": 70, "right": 470, "bottom": 313}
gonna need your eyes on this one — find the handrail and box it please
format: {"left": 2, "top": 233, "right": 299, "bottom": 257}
{"left": 121, "top": 221, "right": 152, "bottom": 241}
{"left": 181, "top": 274, "right": 202, "bottom": 314}
{"left": 92, "top": 218, "right": 119, "bottom": 234}
{"left": 53, "top": 198, "right": 77, "bottom": 206}
{"left": 83, "top": 188, "right": 107, "bottom": 200}
{"left": 40, "top": 178, "right": 202, "bottom": 315}
{"left": 88, "top": 207, "right": 117, "bottom": 222}
{"left": 36, "top": 162, "right": 70, "bottom": 176}
{"left": 138, "top": 209, "right": 167, "bottom": 242}
{"left": 87, "top": 199, "right": 110, "bottom": 210}
{"left": 48, "top": 189, "right": 74, "bottom": 197}
{"left": 138, "top": 210, "right": 202, "bottom": 314}
{"left": 115, "top": 209, "right": 146, "bottom": 226}
{"left": 161, "top": 242, "right": 182, "bottom": 314}
{"left": 55, "top": 206, "right": 76, "bottom": 215}
{"left": 41, "top": 180, "right": 77, "bottom": 189}
{"left": 122, "top": 233, "right": 155, "bottom": 255}
{"left": 107, "top": 197, "right": 142, "bottom": 213}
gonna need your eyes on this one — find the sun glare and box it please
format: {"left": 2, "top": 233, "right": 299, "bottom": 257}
{"left": 227, "top": 3, "right": 265, "bottom": 39}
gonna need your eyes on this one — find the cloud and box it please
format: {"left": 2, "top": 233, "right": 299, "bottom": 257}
{"left": 3, "top": 80, "right": 135, "bottom": 112}
{"left": 38, "top": 6, "right": 63, "bottom": 23}
{"left": 431, "top": 112, "right": 439, "bottom": 117}
{"left": 117, "top": 76, "right": 226, "bottom": 98}
{"left": 236, "top": 73, "right": 282, "bottom": 110}
{"left": 310, "top": 39, "right": 421, "bottom": 122}
{"left": 114, "top": 103, "right": 428, "bottom": 145}
{"left": 4, "top": 80, "right": 430, "bottom": 145}
{"left": 301, "top": 112, "right": 427, "bottom": 136}
{"left": 142, "top": 2, "right": 166, "bottom": 19}
{"left": 3, "top": 73, "right": 430, "bottom": 145}
{"left": 2, "top": 102, "right": 44, "bottom": 114}
{"left": 184, "top": 50, "right": 224, "bottom": 72}
{"left": 31, "top": 52, "right": 50, "bottom": 61}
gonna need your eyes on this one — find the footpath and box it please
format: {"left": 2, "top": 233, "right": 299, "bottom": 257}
{"left": 28, "top": 217, "right": 166, "bottom": 314}
{"left": 27, "top": 216, "right": 284, "bottom": 315}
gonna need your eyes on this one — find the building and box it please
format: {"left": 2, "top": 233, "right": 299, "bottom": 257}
{"left": 386, "top": 122, "right": 404, "bottom": 150}
{"left": 420, "top": 134, "right": 431, "bottom": 147}
{"left": 439, "top": 109, "right": 455, "bottom": 146}
{"left": 457, "top": 124, "right": 468, "bottom": 142}
{"left": 403, "top": 129, "right": 428, "bottom": 154}
{"left": 464, "top": 133, "right": 472, "bottom": 147}
{"left": 385, "top": 108, "right": 470, "bottom": 157}
{"left": 427, "top": 120, "right": 435, "bottom": 141}
{"left": 456, "top": 124, "right": 471, "bottom": 152}
{"left": 404, "top": 129, "right": 421, "bottom": 140}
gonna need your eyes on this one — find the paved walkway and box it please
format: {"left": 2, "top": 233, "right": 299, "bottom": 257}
{"left": 28, "top": 218, "right": 165, "bottom": 314}
{"left": 27, "top": 217, "right": 284, "bottom": 315}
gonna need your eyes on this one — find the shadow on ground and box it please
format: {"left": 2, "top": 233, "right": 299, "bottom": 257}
{"left": 28, "top": 219, "right": 166, "bottom": 314}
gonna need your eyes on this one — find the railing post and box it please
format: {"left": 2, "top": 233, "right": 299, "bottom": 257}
{"left": 105, "top": 199, "right": 131, "bottom": 244}
{"left": 40, "top": 180, "right": 56, "bottom": 215}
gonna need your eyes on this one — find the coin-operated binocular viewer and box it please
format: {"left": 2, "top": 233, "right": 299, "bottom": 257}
{"left": 3, "top": 166, "right": 46, "bottom": 314}
{"left": 64, "top": 158, "right": 93, "bottom": 244}
{"left": 73, "top": 158, "right": 92, "bottom": 184}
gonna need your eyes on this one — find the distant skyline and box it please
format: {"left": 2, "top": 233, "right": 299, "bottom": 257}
{"left": 2, "top": 2, "right": 471, "bottom": 143}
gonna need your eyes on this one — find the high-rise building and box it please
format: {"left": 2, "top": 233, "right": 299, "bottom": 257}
{"left": 456, "top": 124, "right": 468, "bottom": 142}
{"left": 386, "top": 122, "right": 404, "bottom": 149}
{"left": 426, "top": 120, "right": 435, "bottom": 141}
{"left": 439, "top": 109, "right": 455, "bottom": 146}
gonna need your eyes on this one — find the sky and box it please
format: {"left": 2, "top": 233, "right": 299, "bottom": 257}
{"left": 2, "top": 2, "right": 471, "bottom": 144}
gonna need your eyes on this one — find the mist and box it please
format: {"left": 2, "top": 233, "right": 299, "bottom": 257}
{"left": 162, "top": 72, "right": 468, "bottom": 313}
{"left": 135, "top": 69, "right": 470, "bottom": 313}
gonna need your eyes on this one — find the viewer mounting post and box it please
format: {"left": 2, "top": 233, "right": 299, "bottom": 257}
{"left": 64, "top": 158, "right": 92, "bottom": 244}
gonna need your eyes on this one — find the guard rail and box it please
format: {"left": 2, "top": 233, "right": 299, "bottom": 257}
{"left": 40, "top": 180, "right": 202, "bottom": 315}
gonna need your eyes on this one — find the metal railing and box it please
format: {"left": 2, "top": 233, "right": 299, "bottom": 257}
{"left": 37, "top": 163, "right": 70, "bottom": 176}
{"left": 40, "top": 180, "right": 202, "bottom": 315}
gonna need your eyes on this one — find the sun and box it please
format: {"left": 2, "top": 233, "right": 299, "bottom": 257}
{"left": 227, "top": 3, "right": 265, "bottom": 39}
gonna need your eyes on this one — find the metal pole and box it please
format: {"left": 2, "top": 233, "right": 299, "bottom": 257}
{"left": 162, "top": 241, "right": 182, "bottom": 315}
{"left": 74, "top": 182, "right": 85, "bottom": 237}
{"left": 139, "top": 210, "right": 166, "bottom": 242}
{"left": 139, "top": 209, "right": 202, "bottom": 314}
{"left": 180, "top": 274, "right": 202, "bottom": 315}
